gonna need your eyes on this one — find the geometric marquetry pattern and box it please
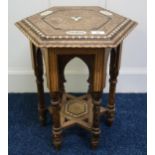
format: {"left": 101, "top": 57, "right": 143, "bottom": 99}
{"left": 60, "top": 94, "right": 93, "bottom": 130}
{"left": 47, "top": 93, "right": 108, "bottom": 131}
{"left": 52, "top": 93, "right": 107, "bottom": 130}
{"left": 65, "top": 97, "right": 88, "bottom": 118}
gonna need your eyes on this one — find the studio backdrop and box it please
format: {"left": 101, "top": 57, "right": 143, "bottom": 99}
{"left": 8, "top": 0, "right": 146, "bottom": 93}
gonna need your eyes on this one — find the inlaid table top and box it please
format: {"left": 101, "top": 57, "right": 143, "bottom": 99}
{"left": 16, "top": 6, "right": 137, "bottom": 48}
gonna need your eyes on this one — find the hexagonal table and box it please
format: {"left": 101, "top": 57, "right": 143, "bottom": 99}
{"left": 16, "top": 6, "right": 137, "bottom": 150}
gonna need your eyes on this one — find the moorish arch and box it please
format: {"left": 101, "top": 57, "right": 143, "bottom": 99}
{"left": 57, "top": 55, "right": 95, "bottom": 93}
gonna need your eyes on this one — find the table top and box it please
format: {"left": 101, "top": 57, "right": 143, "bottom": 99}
{"left": 16, "top": 6, "right": 137, "bottom": 48}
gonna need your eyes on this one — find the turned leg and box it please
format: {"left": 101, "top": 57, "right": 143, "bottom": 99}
{"left": 30, "top": 43, "right": 46, "bottom": 126}
{"left": 87, "top": 63, "right": 94, "bottom": 94}
{"left": 90, "top": 49, "right": 109, "bottom": 148}
{"left": 51, "top": 92, "right": 62, "bottom": 150}
{"left": 91, "top": 92, "right": 102, "bottom": 149}
{"left": 107, "top": 43, "right": 122, "bottom": 126}
{"left": 58, "top": 60, "right": 66, "bottom": 97}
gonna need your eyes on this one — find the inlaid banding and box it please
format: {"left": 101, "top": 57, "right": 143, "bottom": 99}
{"left": 23, "top": 18, "right": 130, "bottom": 40}
{"left": 66, "top": 31, "right": 87, "bottom": 35}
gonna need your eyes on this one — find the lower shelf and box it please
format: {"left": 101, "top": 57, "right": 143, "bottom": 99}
{"left": 48, "top": 93, "right": 107, "bottom": 131}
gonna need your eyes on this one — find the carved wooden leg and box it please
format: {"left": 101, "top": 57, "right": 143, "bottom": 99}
{"left": 90, "top": 50, "right": 109, "bottom": 148}
{"left": 51, "top": 92, "right": 62, "bottom": 150}
{"left": 30, "top": 43, "right": 46, "bottom": 126}
{"left": 58, "top": 60, "right": 66, "bottom": 97}
{"left": 91, "top": 92, "right": 102, "bottom": 149}
{"left": 87, "top": 63, "right": 94, "bottom": 94}
{"left": 107, "top": 43, "right": 122, "bottom": 126}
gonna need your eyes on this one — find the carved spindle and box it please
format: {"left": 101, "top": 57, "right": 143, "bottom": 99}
{"left": 107, "top": 43, "right": 122, "bottom": 126}
{"left": 87, "top": 63, "right": 94, "bottom": 94}
{"left": 87, "top": 75, "right": 93, "bottom": 94}
{"left": 31, "top": 43, "right": 46, "bottom": 126}
{"left": 58, "top": 58, "right": 66, "bottom": 97}
{"left": 51, "top": 92, "right": 62, "bottom": 150}
{"left": 91, "top": 92, "right": 102, "bottom": 149}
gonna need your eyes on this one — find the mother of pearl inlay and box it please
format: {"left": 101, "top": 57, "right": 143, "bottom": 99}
{"left": 91, "top": 31, "right": 105, "bottom": 35}
{"left": 66, "top": 31, "right": 86, "bottom": 35}
{"left": 71, "top": 16, "right": 82, "bottom": 21}
{"left": 40, "top": 10, "right": 53, "bottom": 16}
{"left": 100, "top": 10, "right": 112, "bottom": 16}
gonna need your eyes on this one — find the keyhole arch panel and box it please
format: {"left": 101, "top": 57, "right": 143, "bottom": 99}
{"left": 58, "top": 54, "right": 95, "bottom": 93}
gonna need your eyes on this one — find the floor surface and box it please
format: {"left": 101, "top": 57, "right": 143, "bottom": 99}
{"left": 8, "top": 93, "right": 147, "bottom": 155}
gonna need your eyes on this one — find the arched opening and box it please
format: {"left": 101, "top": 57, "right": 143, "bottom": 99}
{"left": 64, "top": 57, "right": 89, "bottom": 93}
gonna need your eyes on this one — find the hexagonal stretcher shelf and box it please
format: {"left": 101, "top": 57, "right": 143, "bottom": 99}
{"left": 59, "top": 94, "right": 107, "bottom": 130}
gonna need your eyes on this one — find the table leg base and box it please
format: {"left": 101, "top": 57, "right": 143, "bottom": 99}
{"left": 48, "top": 93, "right": 108, "bottom": 149}
{"left": 91, "top": 133, "right": 100, "bottom": 149}
{"left": 53, "top": 143, "right": 61, "bottom": 150}
{"left": 91, "top": 142, "right": 99, "bottom": 149}
{"left": 105, "top": 111, "right": 115, "bottom": 127}
{"left": 106, "top": 119, "right": 114, "bottom": 127}
{"left": 39, "top": 109, "right": 47, "bottom": 126}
